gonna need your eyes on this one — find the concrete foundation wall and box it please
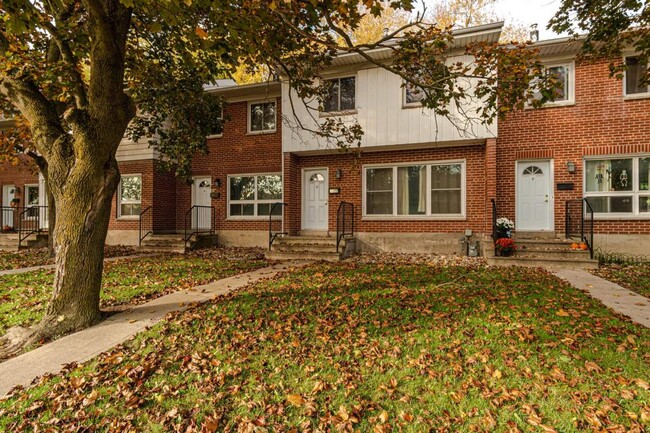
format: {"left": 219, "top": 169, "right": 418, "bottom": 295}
{"left": 594, "top": 234, "right": 650, "bottom": 259}
{"left": 217, "top": 230, "right": 268, "bottom": 248}
{"left": 106, "top": 230, "right": 139, "bottom": 246}
{"left": 355, "top": 232, "right": 471, "bottom": 255}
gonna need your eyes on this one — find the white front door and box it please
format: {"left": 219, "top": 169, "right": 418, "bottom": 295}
{"left": 516, "top": 160, "right": 553, "bottom": 231}
{"left": 302, "top": 169, "right": 328, "bottom": 231}
{"left": 192, "top": 177, "right": 212, "bottom": 230}
{"left": 2, "top": 185, "right": 15, "bottom": 229}
{"left": 38, "top": 173, "right": 49, "bottom": 229}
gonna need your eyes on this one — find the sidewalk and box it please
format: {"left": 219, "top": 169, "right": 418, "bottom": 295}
{"left": 553, "top": 268, "right": 650, "bottom": 328}
{"left": 0, "top": 254, "right": 159, "bottom": 276}
{"left": 0, "top": 260, "right": 308, "bottom": 397}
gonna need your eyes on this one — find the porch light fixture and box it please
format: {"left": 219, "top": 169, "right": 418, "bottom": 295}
{"left": 335, "top": 169, "right": 342, "bottom": 180}
{"left": 566, "top": 161, "right": 576, "bottom": 174}
{"left": 214, "top": 178, "right": 221, "bottom": 188}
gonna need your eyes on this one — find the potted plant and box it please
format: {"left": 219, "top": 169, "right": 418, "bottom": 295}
{"left": 10, "top": 198, "right": 20, "bottom": 208}
{"left": 495, "top": 238, "right": 517, "bottom": 257}
{"left": 495, "top": 217, "right": 514, "bottom": 239}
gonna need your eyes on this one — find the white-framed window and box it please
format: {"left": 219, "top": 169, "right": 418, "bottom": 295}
{"left": 118, "top": 174, "right": 142, "bottom": 218}
{"left": 584, "top": 155, "right": 650, "bottom": 217}
{"left": 624, "top": 56, "right": 649, "bottom": 97}
{"left": 248, "top": 101, "right": 276, "bottom": 133}
{"left": 24, "top": 184, "right": 39, "bottom": 218}
{"left": 206, "top": 105, "right": 224, "bottom": 138}
{"left": 228, "top": 174, "right": 282, "bottom": 219}
{"left": 403, "top": 81, "right": 426, "bottom": 107}
{"left": 532, "top": 61, "right": 575, "bottom": 106}
{"left": 322, "top": 76, "right": 356, "bottom": 113}
{"left": 363, "top": 161, "right": 466, "bottom": 219}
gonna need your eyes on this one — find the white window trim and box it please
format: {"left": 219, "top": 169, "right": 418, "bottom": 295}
{"left": 362, "top": 160, "right": 467, "bottom": 220}
{"left": 117, "top": 174, "right": 142, "bottom": 220}
{"left": 583, "top": 154, "right": 650, "bottom": 219}
{"left": 623, "top": 54, "right": 650, "bottom": 100}
{"left": 227, "top": 173, "right": 283, "bottom": 220}
{"left": 23, "top": 184, "right": 39, "bottom": 220}
{"left": 247, "top": 100, "right": 277, "bottom": 135}
{"left": 206, "top": 106, "right": 224, "bottom": 139}
{"left": 528, "top": 60, "right": 576, "bottom": 108}
{"left": 402, "top": 81, "right": 425, "bottom": 108}
{"left": 320, "top": 75, "right": 358, "bottom": 116}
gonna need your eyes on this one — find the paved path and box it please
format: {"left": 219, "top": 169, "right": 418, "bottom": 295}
{"left": 553, "top": 269, "right": 650, "bottom": 328}
{"left": 0, "top": 261, "right": 308, "bottom": 396}
{"left": 0, "top": 254, "right": 159, "bottom": 276}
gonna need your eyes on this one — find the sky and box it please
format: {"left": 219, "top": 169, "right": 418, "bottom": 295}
{"left": 493, "top": 0, "right": 565, "bottom": 40}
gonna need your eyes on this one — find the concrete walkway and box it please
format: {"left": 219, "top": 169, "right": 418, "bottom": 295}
{"left": 0, "top": 254, "right": 159, "bottom": 276}
{"left": 0, "top": 260, "right": 308, "bottom": 397}
{"left": 553, "top": 269, "right": 650, "bottom": 328}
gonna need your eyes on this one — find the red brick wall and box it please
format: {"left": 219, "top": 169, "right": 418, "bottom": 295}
{"left": 284, "top": 145, "right": 489, "bottom": 235}
{"left": 498, "top": 58, "right": 650, "bottom": 235}
{"left": 177, "top": 98, "right": 283, "bottom": 232}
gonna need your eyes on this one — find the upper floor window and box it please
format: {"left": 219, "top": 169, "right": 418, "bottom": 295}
{"left": 323, "top": 76, "right": 356, "bottom": 113}
{"left": 624, "top": 56, "right": 649, "bottom": 96}
{"left": 403, "top": 82, "right": 426, "bottom": 107}
{"left": 585, "top": 156, "right": 650, "bottom": 216}
{"left": 533, "top": 62, "right": 574, "bottom": 105}
{"left": 207, "top": 106, "right": 224, "bottom": 138}
{"left": 118, "top": 175, "right": 142, "bottom": 218}
{"left": 249, "top": 101, "right": 276, "bottom": 133}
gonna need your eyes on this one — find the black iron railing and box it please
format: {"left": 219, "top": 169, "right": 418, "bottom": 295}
{"left": 336, "top": 201, "right": 354, "bottom": 253}
{"left": 18, "top": 205, "right": 48, "bottom": 248}
{"left": 268, "top": 202, "right": 288, "bottom": 251}
{"left": 139, "top": 206, "right": 153, "bottom": 246}
{"left": 565, "top": 198, "right": 594, "bottom": 259}
{"left": 490, "top": 198, "right": 497, "bottom": 255}
{"left": 184, "top": 205, "right": 215, "bottom": 248}
{"left": 0, "top": 206, "right": 17, "bottom": 232}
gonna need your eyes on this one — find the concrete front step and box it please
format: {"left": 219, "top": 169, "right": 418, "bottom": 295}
{"left": 487, "top": 256, "right": 598, "bottom": 270}
{"left": 275, "top": 236, "right": 337, "bottom": 246}
{"left": 515, "top": 249, "right": 592, "bottom": 259}
{"left": 266, "top": 250, "right": 341, "bottom": 262}
{"left": 272, "top": 243, "right": 336, "bottom": 253}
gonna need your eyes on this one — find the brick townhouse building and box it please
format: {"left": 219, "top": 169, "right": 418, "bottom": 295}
{"left": 0, "top": 22, "right": 648, "bottom": 259}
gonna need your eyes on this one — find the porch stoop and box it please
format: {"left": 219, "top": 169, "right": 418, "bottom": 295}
{"left": 139, "top": 233, "right": 218, "bottom": 254}
{"left": 0, "top": 232, "right": 48, "bottom": 251}
{"left": 266, "top": 235, "right": 355, "bottom": 261}
{"left": 484, "top": 237, "right": 599, "bottom": 270}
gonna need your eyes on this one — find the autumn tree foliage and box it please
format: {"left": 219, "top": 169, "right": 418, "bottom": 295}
{"left": 0, "top": 0, "right": 549, "bottom": 355}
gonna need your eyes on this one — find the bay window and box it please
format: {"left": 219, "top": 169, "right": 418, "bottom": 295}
{"left": 364, "top": 161, "right": 465, "bottom": 218}
{"left": 585, "top": 156, "right": 650, "bottom": 216}
{"left": 229, "top": 174, "right": 282, "bottom": 218}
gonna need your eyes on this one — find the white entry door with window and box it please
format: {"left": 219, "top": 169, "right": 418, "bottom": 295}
{"left": 516, "top": 160, "right": 553, "bottom": 231}
{"left": 192, "top": 177, "right": 212, "bottom": 230}
{"left": 2, "top": 185, "right": 15, "bottom": 229}
{"left": 303, "top": 169, "right": 328, "bottom": 231}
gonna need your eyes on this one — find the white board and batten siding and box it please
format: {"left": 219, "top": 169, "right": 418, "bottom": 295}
{"left": 282, "top": 57, "right": 497, "bottom": 154}
{"left": 115, "top": 136, "right": 160, "bottom": 162}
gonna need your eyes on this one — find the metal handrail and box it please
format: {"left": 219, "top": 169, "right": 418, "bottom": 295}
{"left": 336, "top": 201, "right": 354, "bottom": 253}
{"left": 0, "top": 206, "right": 17, "bottom": 232}
{"left": 490, "top": 198, "right": 497, "bottom": 255}
{"left": 268, "top": 202, "right": 288, "bottom": 251}
{"left": 565, "top": 198, "right": 594, "bottom": 259}
{"left": 184, "top": 205, "right": 216, "bottom": 248}
{"left": 18, "top": 205, "right": 48, "bottom": 248}
{"left": 139, "top": 206, "right": 153, "bottom": 246}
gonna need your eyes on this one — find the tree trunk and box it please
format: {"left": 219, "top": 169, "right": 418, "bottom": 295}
{"left": 47, "top": 187, "right": 56, "bottom": 257}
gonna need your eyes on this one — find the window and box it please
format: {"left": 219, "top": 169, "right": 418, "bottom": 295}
{"left": 24, "top": 184, "right": 39, "bottom": 218}
{"left": 207, "top": 105, "right": 224, "bottom": 138}
{"left": 403, "top": 82, "right": 426, "bottom": 107}
{"left": 624, "top": 56, "right": 649, "bottom": 96}
{"left": 364, "top": 162, "right": 465, "bottom": 218}
{"left": 118, "top": 175, "right": 142, "bottom": 218}
{"left": 249, "top": 101, "right": 276, "bottom": 133}
{"left": 585, "top": 156, "right": 650, "bottom": 216}
{"left": 323, "top": 76, "right": 356, "bottom": 112}
{"left": 229, "top": 174, "right": 282, "bottom": 218}
{"left": 532, "top": 62, "right": 573, "bottom": 105}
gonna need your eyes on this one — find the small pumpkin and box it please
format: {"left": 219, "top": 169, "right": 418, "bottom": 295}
{"left": 571, "top": 243, "right": 579, "bottom": 250}
{"left": 580, "top": 243, "right": 588, "bottom": 250}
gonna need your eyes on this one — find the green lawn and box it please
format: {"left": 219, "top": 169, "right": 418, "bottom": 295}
{"left": 0, "top": 248, "right": 269, "bottom": 338}
{"left": 1, "top": 262, "right": 648, "bottom": 432}
{"left": 593, "top": 263, "right": 650, "bottom": 299}
{"left": 0, "top": 245, "right": 144, "bottom": 271}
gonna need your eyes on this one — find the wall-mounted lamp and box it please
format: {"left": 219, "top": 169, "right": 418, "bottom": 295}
{"left": 566, "top": 161, "right": 576, "bottom": 174}
{"left": 335, "top": 169, "right": 342, "bottom": 180}
{"left": 214, "top": 178, "right": 221, "bottom": 188}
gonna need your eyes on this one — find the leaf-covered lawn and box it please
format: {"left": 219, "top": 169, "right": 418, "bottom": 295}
{"left": 0, "top": 248, "right": 269, "bottom": 338}
{"left": 593, "top": 263, "right": 650, "bottom": 299}
{"left": 1, "top": 262, "right": 648, "bottom": 432}
{"left": 0, "top": 245, "right": 146, "bottom": 271}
